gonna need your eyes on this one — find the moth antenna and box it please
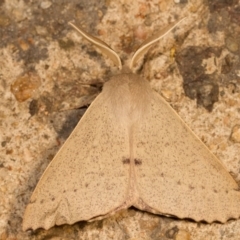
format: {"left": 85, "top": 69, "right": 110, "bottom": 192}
{"left": 130, "top": 17, "right": 186, "bottom": 69}
{"left": 68, "top": 22, "right": 122, "bottom": 69}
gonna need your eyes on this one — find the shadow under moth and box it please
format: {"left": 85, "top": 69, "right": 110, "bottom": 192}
{"left": 22, "top": 18, "right": 240, "bottom": 231}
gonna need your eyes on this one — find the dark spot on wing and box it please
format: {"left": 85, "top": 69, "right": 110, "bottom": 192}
{"left": 74, "top": 189, "right": 77, "bottom": 192}
{"left": 177, "top": 180, "right": 181, "bottom": 185}
{"left": 122, "top": 158, "right": 142, "bottom": 165}
{"left": 213, "top": 189, "right": 218, "bottom": 193}
{"left": 51, "top": 197, "right": 55, "bottom": 201}
{"left": 160, "top": 173, "right": 164, "bottom": 177}
{"left": 40, "top": 199, "right": 44, "bottom": 204}
{"left": 122, "top": 158, "right": 130, "bottom": 164}
{"left": 85, "top": 183, "right": 89, "bottom": 188}
{"left": 134, "top": 159, "right": 142, "bottom": 165}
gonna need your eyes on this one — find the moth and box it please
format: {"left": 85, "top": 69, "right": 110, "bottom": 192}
{"left": 22, "top": 18, "right": 240, "bottom": 231}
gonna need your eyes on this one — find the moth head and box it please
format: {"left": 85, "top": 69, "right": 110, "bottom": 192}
{"left": 68, "top": 17, "right": 186, "bottom": 72}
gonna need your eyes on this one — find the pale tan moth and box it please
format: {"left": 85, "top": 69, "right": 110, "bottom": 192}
{"left": 22, "top": 18, "right": 240, "bottom": 231}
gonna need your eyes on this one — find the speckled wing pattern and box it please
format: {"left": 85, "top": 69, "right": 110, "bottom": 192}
{"left": 22, "top": 92, "right": 131, "bottom": 230}
{"left": 133, "top": 90, "right": 240, "bottom": 223}
{"left": 23, "top": 19, "right": 240, "bottom": 231}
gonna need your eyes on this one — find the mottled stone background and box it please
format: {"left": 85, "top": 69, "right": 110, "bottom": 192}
{"left": 0, "top": 0, "right": 240, "bottom": 239}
